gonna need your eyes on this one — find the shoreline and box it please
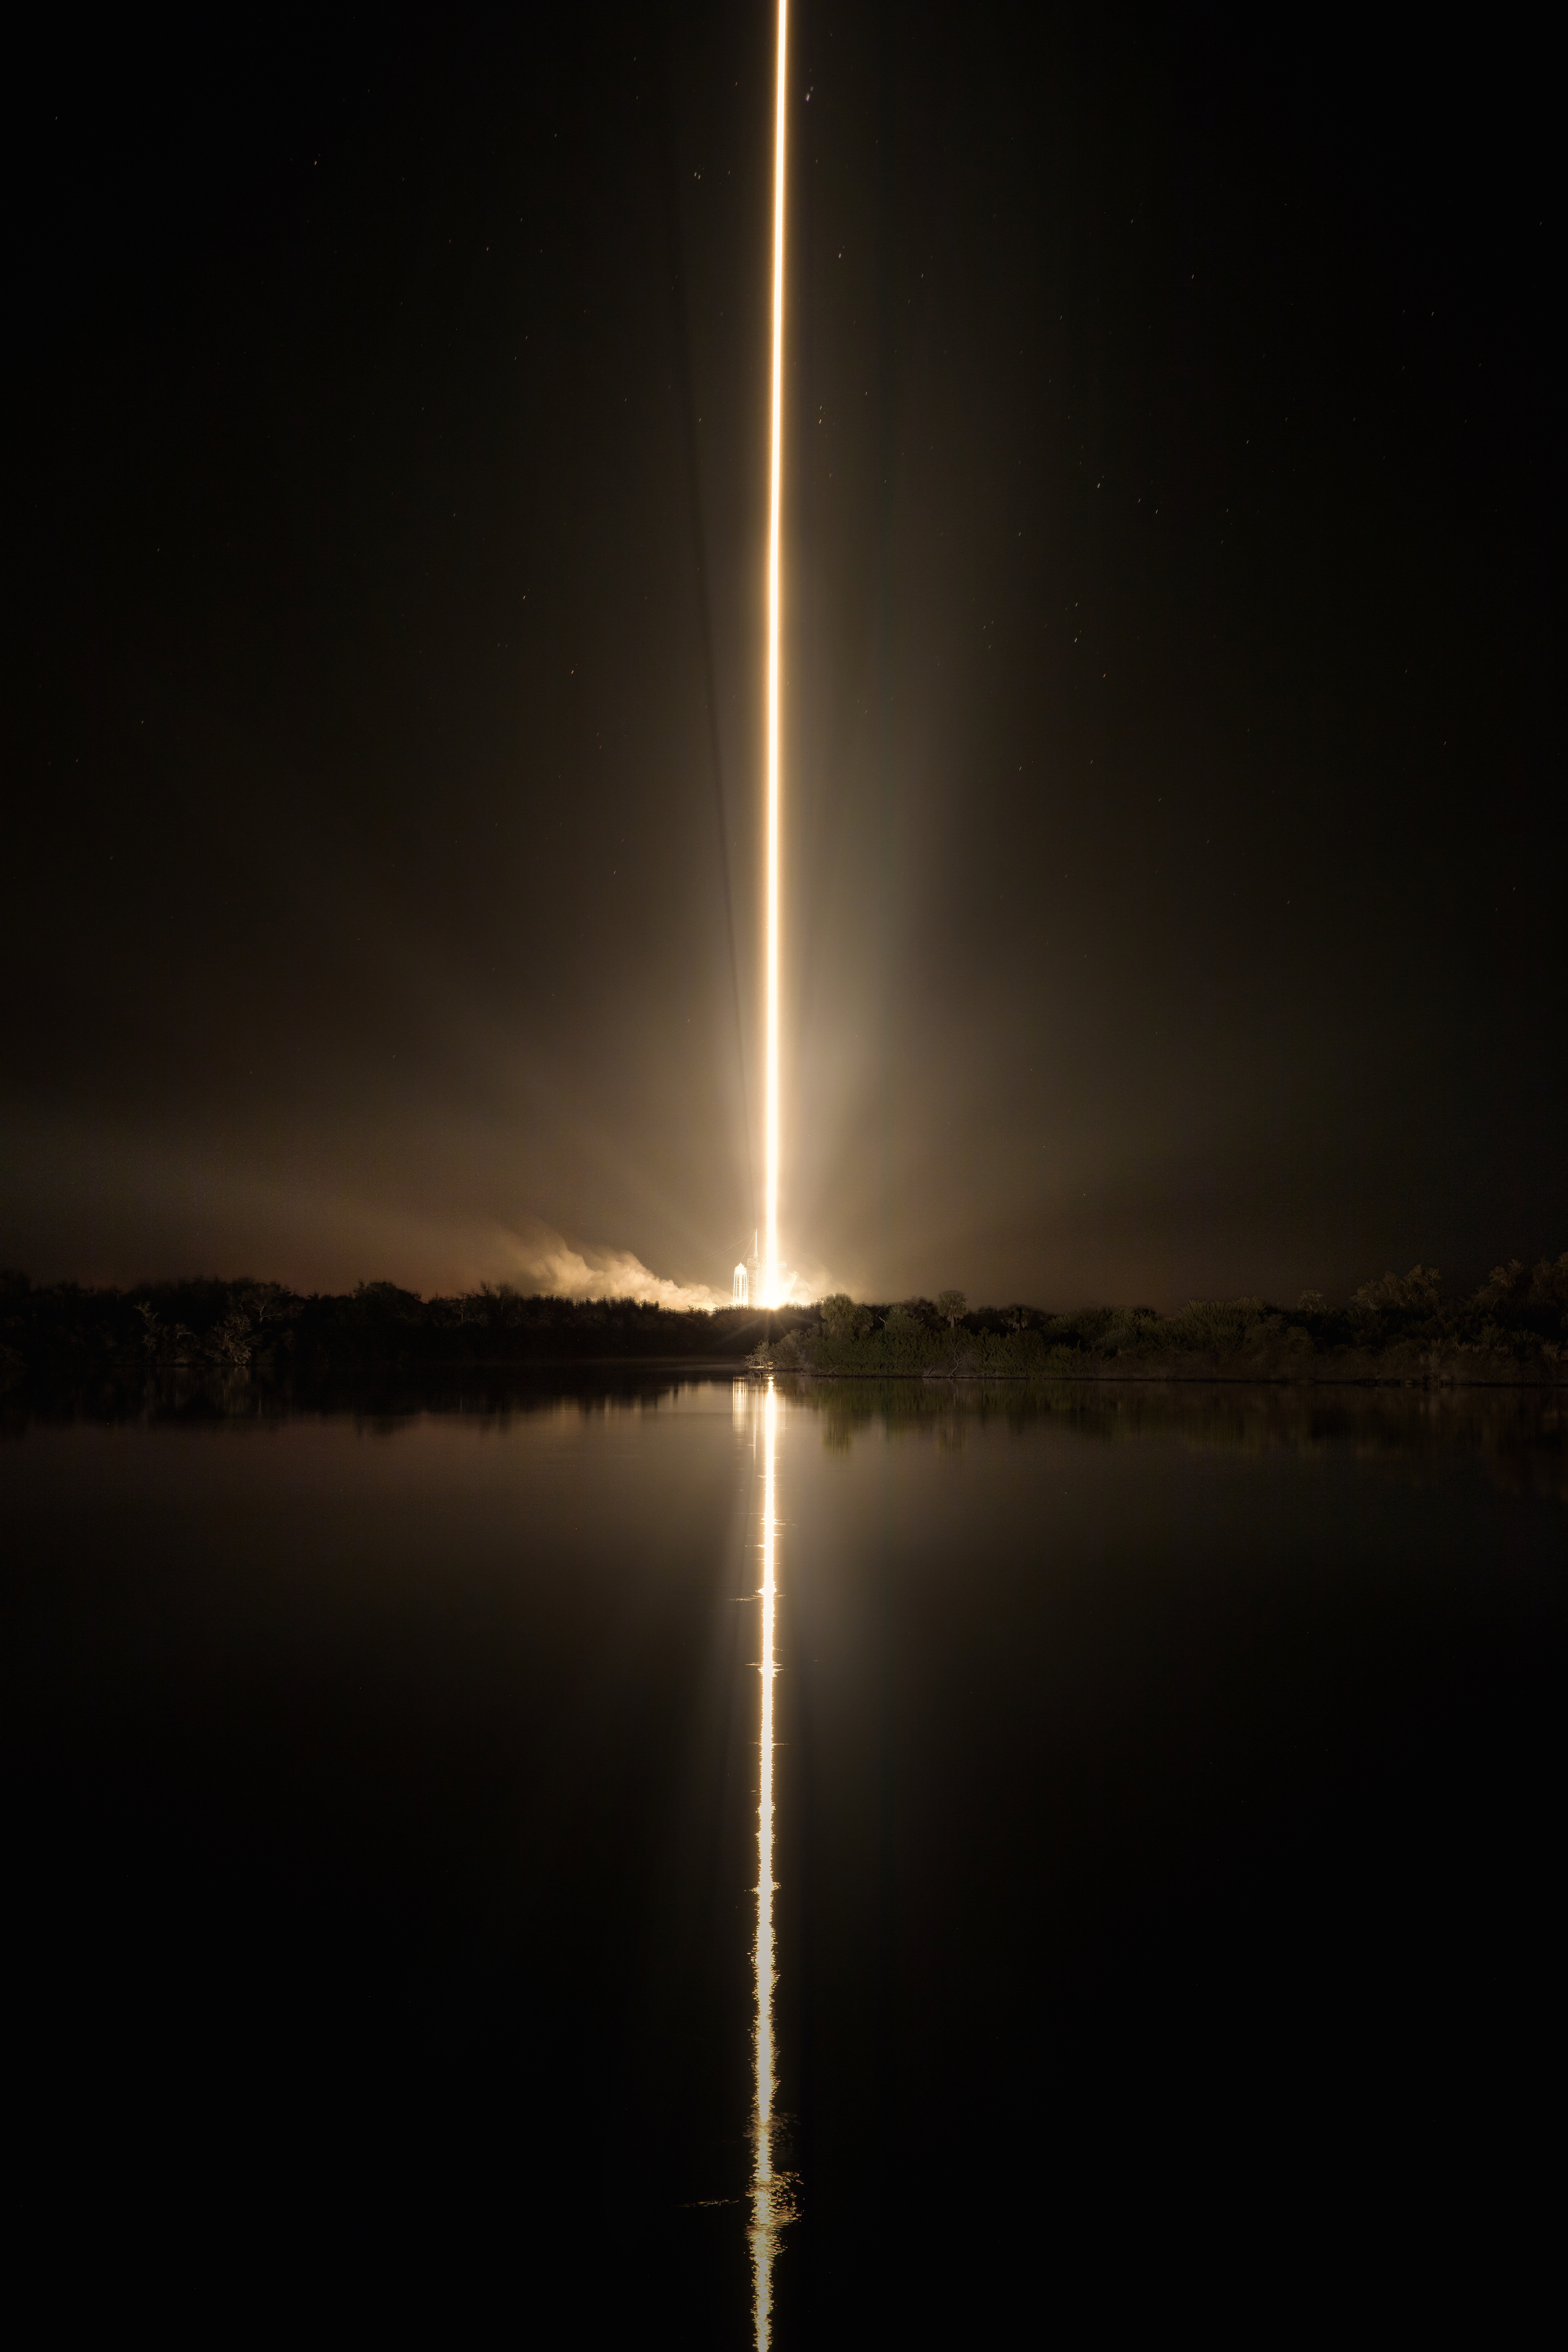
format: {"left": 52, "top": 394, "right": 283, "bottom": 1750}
{"left": 763, "top": 1366, "right": 1567, "bottom": 1390}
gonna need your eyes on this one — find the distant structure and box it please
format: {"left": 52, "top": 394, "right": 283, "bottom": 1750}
{"left": 733, "top": 1231, "right": 765, "bottom": 1308}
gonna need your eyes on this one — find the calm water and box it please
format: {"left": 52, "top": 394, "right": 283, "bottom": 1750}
{"left": 4, "top": 1376, "right": 1564, "bottom": 2333}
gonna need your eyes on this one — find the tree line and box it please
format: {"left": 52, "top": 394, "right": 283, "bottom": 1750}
{"left": 0, "top": 1273, "right": 802, "bottom": 1383}
{"left": 2, "top": 1253, "right": 1564, "bottom": 1391}
{"left": 763, "top": 1259, "right": 1568, "bottom": 1383}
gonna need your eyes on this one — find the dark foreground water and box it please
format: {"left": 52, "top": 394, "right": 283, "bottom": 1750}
{"left": 4, "top": 1376, "right": 1564, "bottom": 2336}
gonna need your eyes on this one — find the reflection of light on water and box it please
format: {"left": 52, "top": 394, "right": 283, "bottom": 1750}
{"left": 762, "top": 0, "right": 788, "bottom": 1320}
{"left": 750, "top": 1377, "right": 794, "bottom": 2345}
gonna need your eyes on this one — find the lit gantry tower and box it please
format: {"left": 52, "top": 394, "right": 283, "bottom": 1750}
{"left": 762, "top": 0, "right": 788, "bottom": 1312}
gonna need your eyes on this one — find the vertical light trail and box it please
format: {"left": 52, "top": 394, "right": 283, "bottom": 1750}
{"left": 749, "top": 1378, "right": 783, "bottom": 2345}
{"left": 751, "top": 30, "right": 795, "bottom": 2313}
{"left": 763, "top": 0, "right": 788, "bottom": 1309}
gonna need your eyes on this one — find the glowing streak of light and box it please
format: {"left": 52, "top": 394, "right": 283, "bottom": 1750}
{"left": 749, "top": 1379, "right": 789, "bottom": 2346}
{"left": 763, "top": 0, "right": 788, "bottom": 1312}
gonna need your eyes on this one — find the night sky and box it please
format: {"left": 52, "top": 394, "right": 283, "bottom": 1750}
{"left": 7, "top": 4, "right": 1558, "bottom": 1307}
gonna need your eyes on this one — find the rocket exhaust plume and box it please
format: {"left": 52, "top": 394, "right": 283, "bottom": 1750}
{"left": 762, "top": 0, "right": 788, "bottom": 1311}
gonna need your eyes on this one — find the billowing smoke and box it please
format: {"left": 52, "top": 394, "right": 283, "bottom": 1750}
{"left": 494, "top": 1227, "right": 846, "bottom": 1313}
{"left": 495, "top": 1223, "right": 731, "bottom": 1312}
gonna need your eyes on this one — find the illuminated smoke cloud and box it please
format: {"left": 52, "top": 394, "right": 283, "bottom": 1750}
{"left": 497, "top": 1224, "right": 732, "bottom": 1312}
